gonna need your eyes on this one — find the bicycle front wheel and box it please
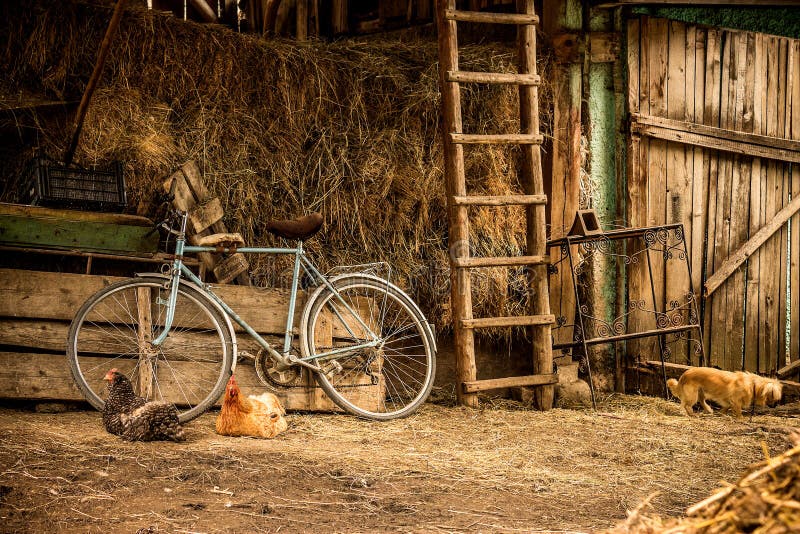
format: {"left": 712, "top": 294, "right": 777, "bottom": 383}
{"left": 300, "top": 275, "right": 436, "bottom": 420}
{"left": 67, "top": 277, "right": 234, "bottom": 423}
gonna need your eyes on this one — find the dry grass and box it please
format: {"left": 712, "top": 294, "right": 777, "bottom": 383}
{"left": 608, "top": 433, "right": 800, "bottom": 534}
{"left": 0, "top": 394, "right": 796, "bottom": 533}
{"left": 0, "top": 1, "right": 555, "bottom": 337}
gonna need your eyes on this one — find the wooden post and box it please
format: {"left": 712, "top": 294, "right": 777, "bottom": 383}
{"left": 332, "top": 0, "right": 348, "bottom": 34}
{"left": 435, "top": 0, "right": 477, "bottom": 408}
{"left": 64, "top": 0, "right": 128, "bottom": 166}
{"left": 135, "top": 287, "right": 155, "bottom": 400}
{"left": 518, "top": 0, "right": 553, "bottom": 410}
{"left": 542, "top": 0, "right": 581, "bottom": 373}
{"left": 296, "top": 0, "right": 308, "bottom": 40}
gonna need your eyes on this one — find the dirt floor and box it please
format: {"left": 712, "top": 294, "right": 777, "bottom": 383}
{"left": 0, "top": 393, "right": 797, "bottom": 534}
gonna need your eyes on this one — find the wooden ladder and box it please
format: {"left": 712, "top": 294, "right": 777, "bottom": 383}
{"left": 435, "top": 0, "right": 556, "bottom": 409}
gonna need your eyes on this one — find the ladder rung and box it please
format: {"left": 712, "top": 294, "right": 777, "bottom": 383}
{"left": 450, "top": 133, "right": 543, "bottom": 145}
{"left": 461, "top": 315, "right": 555, "bottom": 329}
{"left": 445, "top": 9, "right": 539, "bottom": 25}
{"left": 463, "top": 374, "right": 558, "bottom": 393}
{"left": 453, "top": 194, "right": 547, "bottom": 206}
{"left": 453, "top": 255, "right": 549, "bottom": 268}
{"left": 446, "top": 71, "right": 540, "bottom": 85}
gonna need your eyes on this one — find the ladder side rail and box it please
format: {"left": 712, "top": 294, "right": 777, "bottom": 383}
{"left": 517, "top": 0, "right": 554, "bottom": 410}
{"left": 435, "top": 0, "right": 478, "bottom": 408}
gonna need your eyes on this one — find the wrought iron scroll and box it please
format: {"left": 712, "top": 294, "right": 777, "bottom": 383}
{"left": 548, "top": 223, "right": 705, "bottom": 402}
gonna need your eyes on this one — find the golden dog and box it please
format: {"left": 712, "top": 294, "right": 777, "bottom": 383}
{"left": 667, "top": 367, "right": 782, "bottom": 418}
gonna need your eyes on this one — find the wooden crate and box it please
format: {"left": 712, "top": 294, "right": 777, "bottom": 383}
{"left": 0, "top": 268, "right": 383, "bottom": 412}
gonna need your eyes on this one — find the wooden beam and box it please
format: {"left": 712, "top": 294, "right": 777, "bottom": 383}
{"left": 461, "top": 314, "right": 555, "bottom": 329}
{"left": 777, "top": 359, "right": 800, "bottom": 379}
{"left": 446, "top": 71, "right": 541, "bottom": 85}
{"left": 631, "top": 113, "right": 800, "bottom": 163}
{"left": 436, "top": 0, "right": 477, "bottom": 408}
{"left": 444, "top": 9, "right": 539, "bottom": 25}
{"left": 518, "top": 0, "right": 552, "bottom": 410}
{"left": 704, "top": 193, "right": 800, "bottom": 297}
{"left": 450, "top": 133, "right": 544, "bottom": 145}
{"left": 64, "top": 0, "right": 128, "bottom": 165}
{"left": 188, "top": 0, "right": 217, "bottom": 21}
{"left": 452, "top": 255, "right": 549, "bottom": 268}
{"left": 462, "top": 373, "right": 558, "bottom": 393}
{"left": 452, "top": 195, "right": 547, "bottom": 206}
{"left": 296, "top": 0, "right": 307, "bottom": 40}
{"left": 331, "top": 0, "right": 347, "bottom": 34}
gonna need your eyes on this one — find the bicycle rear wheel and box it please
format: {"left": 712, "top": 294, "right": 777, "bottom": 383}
{"left": 300, "top": 275, "right": 435, "bottom": 420}
{"left": 66, "top": 276, "right": 233, "bottom": 423}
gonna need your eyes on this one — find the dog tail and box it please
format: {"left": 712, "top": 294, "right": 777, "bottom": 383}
{"left": 666, "top": 378, "right": 680, "bottom": 398}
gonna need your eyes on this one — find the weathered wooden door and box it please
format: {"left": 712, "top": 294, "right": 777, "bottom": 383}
{"left": 627, "top": 16, "right": 800, "bottom": 374}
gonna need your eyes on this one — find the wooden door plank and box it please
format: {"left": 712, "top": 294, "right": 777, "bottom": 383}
{"left": 791, "top": 40, "right": 800, "bottom": 368}
{"left": 646, "top": 17, "right": 669, "bottom": 359}
{"left": 777, "top": 38, "right": 792, "bottom": 373}
{"left": 745, "top": 32, "right": 765, "bottom": 373}
{"left": 761, "top": 36, "right": 781, "bottom": 374}
{"left": 702, "top": 27, "right": 722, "bottom": 363}
{"left": 665, "top": 19, "right": 689, "bottom": 363}
{"left": 627, "top": 17, "right": 653, "bottom": 368}
{"left": 626, "top": 17, "right": 646, "bottom": 368}
{"left": 689, "top": 27, "right": 707, "bottom": 366}
{"left": 756, "top": 34, "right": 772, "bottom": 374}
{"left": 709, "top": 31, "right": 736, "bottom": 368}
{"left": 726, "top": 32, "right": 752, "bottom": 371}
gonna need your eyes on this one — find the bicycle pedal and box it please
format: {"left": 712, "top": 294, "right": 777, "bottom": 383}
{"left": 321, "top": 360, "right": 343, "bottom": 378}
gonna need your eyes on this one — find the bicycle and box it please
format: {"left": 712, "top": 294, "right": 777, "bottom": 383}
{"left": 66, "top": 209, "right": 437, "bottom": 422}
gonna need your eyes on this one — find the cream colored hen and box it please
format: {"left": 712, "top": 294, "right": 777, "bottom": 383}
{"left": 215, "top": 375, "right": 288, "bottom": 438}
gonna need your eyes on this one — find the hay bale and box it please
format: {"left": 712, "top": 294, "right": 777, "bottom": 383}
{"left": 0, "top": 1, "right": 554, "bottom": 335}
{"left": 608, "top": 434, "right": 800, "bottom": 533}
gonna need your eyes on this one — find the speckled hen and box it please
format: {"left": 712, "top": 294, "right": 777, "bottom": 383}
{"left": 102, "top": 369, "right": 185, "bottom": 442}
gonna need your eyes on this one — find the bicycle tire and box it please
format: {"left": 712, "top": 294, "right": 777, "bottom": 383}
{"left": 299, "top": 275, "right": 436, "bottom": 420}
{"left": 66, "top": 276, "right": 234, "bottom": 423}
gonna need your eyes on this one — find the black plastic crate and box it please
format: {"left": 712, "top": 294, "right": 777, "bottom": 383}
{"left": 21, "top": 156, "right": 127, "bottom": 212}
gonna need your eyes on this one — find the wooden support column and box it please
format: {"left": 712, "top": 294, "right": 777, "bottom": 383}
{"left": 332, "top": 0, "right": 348, "bottom": 34}
{"left": 296, "top": 0, "right": 308, "bottom": 40}
{"left": 542, "top": 0, "right": 582, "bottom": 363}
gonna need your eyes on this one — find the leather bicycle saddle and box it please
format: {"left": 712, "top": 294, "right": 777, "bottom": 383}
{"left": 265, "top": 212, "right": 323, "bottom": 240}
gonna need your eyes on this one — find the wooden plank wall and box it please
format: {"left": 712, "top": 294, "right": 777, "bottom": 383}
{"left": 628, "top": 16, "right": 799, "bottom": 375}
{"left": 0, "top": 268, "right": 342, "bottom": 411}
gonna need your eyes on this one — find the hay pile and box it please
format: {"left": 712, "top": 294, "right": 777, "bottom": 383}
{"left": 610, "top": 434, "right": 800, "bottom": 533}
{"left": 0, "top": 1, "right": 554, "bottom": 332}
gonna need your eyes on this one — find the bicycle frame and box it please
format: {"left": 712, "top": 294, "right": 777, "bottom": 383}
{"left": 149, "top": 216, "right": 381, "bottom": 368}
